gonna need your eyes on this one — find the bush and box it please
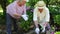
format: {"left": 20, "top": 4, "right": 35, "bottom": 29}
{"left": 0, "top": 12, "right": 5, "bottom": 25}
{"left": 54, "top": 15, "right": 60, "bottom": 25}
{"left": 48, "top": 6, "right": 60, "bottom": 25}
{"left": 18, "top": 11, "right": 33, "bottom": 32}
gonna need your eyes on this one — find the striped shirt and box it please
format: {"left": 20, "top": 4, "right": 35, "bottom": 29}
{"left": 6, "top": 1, "right": 26, "bottom": 18}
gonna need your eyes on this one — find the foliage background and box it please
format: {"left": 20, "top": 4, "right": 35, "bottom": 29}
{"left": 0, "top": 0, "right": 60, "bottom": 32}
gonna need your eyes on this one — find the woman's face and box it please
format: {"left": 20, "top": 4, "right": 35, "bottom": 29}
{"left": 38, "top": 8, "right": 43, "bottom": 13}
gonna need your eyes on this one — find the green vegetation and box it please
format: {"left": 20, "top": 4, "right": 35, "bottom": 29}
{"left": 55, "top": 32, "right": 60, "bottom": 34}
{"left": 0, "top": 0, "right": 60, "bottom": 33}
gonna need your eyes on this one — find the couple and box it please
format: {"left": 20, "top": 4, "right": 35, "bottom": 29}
{"left": 6, "top": 0, "right": 50, "bottom": 34}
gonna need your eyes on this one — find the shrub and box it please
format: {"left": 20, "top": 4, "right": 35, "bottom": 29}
{"left": 18, "top": 11, "right": 33, "bottom": 32}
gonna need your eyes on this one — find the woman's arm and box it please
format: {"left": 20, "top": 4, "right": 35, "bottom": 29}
{"left": 33, "top": 8, "right": 39, "bottom": 28}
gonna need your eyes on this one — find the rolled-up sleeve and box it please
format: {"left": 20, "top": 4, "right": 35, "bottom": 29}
{"left": 45, "top": 8, "right": 50, "bottom": 22}
{"left": 33, "top": 8, "right": 38, "bottom": 21}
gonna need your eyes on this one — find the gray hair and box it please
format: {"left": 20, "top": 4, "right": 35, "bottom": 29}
{"left": 16, "top": 0, "right": 26, "bottom": 2}
{"left": 16, "top": 0, "right": 23, "bottom": 2}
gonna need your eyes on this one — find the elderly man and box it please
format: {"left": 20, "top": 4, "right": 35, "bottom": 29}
{"left": 6, "top": 0, "right": 27, "bottom": 34}
{"left": 33, "top": 1, "right": 50, "bottom": 34}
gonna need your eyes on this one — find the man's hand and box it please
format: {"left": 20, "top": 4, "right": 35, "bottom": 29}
{"left": 21, "top": 14, "right": 28, "bottom": 21}
{"left": 13, "top": 14, "right": 21, "bottom": 19}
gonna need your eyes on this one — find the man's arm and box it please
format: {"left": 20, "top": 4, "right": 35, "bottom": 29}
{"left": 6, "top": 5, "right": 21, "bottom": 19}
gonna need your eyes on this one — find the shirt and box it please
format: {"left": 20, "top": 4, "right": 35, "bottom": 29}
{"left": 6, "top": 1, "right": 26, "bottom": 18}
{"left": 33, "top": 7, "right": 50, "bottom": 22}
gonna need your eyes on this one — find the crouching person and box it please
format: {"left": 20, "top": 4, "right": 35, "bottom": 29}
{"left": 33, "top": 1, "right": 50, "bottom": 34}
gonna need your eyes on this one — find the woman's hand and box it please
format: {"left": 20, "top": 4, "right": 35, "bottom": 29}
{"left": 35, "top": 28, "right": 40, "bottom": 34}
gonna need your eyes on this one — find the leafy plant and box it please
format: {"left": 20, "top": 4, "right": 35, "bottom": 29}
{"left": 18, "top": 11, "right": 33, "bottom": 32}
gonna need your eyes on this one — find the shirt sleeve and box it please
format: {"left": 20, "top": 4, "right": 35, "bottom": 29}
{"left": 45, "top": 8, "right": 50, "bottom": 22}
{"left": 33, "top": 8, "right": 38, "bottom": 21}
{"left": 6, "top": 5, "right": 17, "bottom": 15}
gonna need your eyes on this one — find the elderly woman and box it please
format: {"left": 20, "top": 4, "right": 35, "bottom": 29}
{"left": 33, "top": 1, "right": 50, "bottom": 34}
{"left": 6, "top": 0, "right": 28, "bottom": 34}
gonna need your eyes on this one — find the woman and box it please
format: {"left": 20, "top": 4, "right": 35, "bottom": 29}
{"left": 33, "top": 1, "right": 50, "bottom": 34}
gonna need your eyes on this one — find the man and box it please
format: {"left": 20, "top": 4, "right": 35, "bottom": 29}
{"left": 6, "top": 0, "right": 27, "bottom": 34}
{"left": 33, "top": 1, "right": 50, "bottom": 34}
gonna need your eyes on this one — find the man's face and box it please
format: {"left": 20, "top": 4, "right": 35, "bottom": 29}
{"left": 17, "top": 0, "right": 26, "bottom": 6}
{"left": 22, "top": 0, "right": 26, "bottom": 5}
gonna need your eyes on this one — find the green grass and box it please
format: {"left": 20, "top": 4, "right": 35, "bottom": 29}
{"left": 55, "top": 32, "right": 60, "bottom": 34}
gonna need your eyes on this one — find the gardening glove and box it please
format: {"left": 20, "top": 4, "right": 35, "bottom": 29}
{"left": 42, "top": 27, "right": 45, "bottom": 33}
{"left": 21, "top": 14, "right": 28, "bottom": 21}
{"left": 35, "top": 28, "right": 40, "bottom": 34}
{"left": 40, "top": 22, "right": 47, "bottom": 33}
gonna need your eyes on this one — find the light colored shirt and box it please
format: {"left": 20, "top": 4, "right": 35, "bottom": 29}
{"left": 6, "top": 1, "right": 26, "bottom": 18}
{"left": 33, "top": 7, "right": 50, "bottom": 22}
